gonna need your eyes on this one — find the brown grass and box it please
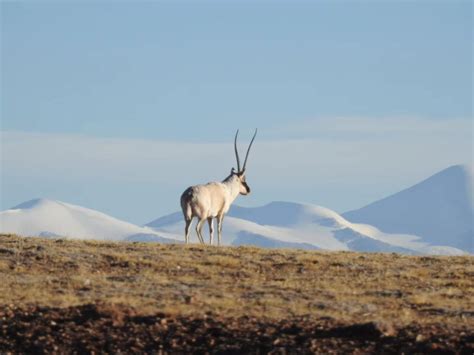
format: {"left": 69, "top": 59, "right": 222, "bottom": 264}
{"left": 1, "top": 233, "right": 473, "bottom": 329}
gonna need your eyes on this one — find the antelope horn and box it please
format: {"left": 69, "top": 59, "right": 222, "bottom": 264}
{"left": 242, "top": 128, "right": 257, "bottom": 172}
{"left": 234, "top": 129, "right": 241, "bottom": 172}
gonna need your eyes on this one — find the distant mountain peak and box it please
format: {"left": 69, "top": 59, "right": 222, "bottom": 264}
{"left": 12, "top": 198, "right": 58, "bottom": 210}
{"left": 2, "top": 198, "right": 175, "bottom": 243}
{"left": 421, "top": 164, "right": 472, "bottom": 184}
{"left": 343, "top": 164, "right": 473, "bottom": 253}
{"left": 2, "top": 165, "right": 471, "bottom": 255}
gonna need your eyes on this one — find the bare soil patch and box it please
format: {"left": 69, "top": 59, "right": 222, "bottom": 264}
{"left": 1, "top": 303, "right": 473, "bottom": 354}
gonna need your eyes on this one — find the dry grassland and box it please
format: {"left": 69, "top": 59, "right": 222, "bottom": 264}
{"left": 0, "top": 234, "right": 473, "bottom": 353}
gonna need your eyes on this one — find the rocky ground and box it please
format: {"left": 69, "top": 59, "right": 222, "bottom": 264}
{"left": 2, "top": 303, "right": 473, "bottom": 354}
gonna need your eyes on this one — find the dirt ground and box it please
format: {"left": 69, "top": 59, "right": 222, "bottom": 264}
{"left": 0, "top": 234, "right": 473, "bottom": 354}
{"left": 1, "top": 303, "right": 473, "bottom": 354}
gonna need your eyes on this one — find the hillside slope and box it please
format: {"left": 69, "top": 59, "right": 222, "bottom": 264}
{"left": 344, "top": 165, "right": 474, "bottom": 253}
{"left": 0, "top": 198, "right": 173, "bottom": 243}
{"left": 0, "top": 234, "right": 473, "bottom": 353}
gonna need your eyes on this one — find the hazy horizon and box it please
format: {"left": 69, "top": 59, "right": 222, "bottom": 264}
{"left": 1, "top": 1, "right": 472, "bottom": 224}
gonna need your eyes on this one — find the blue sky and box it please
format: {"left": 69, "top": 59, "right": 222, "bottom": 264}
{"left": 1, "top": 1, "right": 472, "bottom": 224}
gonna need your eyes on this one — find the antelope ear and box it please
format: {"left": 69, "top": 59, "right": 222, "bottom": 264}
{"left": 231, "top": 167, "right": 236, "bottom": 174}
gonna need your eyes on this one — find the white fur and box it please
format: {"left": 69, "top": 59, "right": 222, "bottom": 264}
{"left": 181, "top": 129, "right": 256, "bottom": 245}
{"left": 180, "top": 172, "right": 249, "bottom": 245}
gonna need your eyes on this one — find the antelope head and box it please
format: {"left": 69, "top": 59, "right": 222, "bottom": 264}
{"left": 232, "top": 129, "right": 257, "bottom": 196}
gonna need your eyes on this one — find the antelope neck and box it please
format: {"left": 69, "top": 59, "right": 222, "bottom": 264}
{"left": 222, "top": 174, "right": 241, "bottom": 201}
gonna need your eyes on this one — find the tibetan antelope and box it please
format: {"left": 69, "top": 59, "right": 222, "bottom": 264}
{"left": 180, "top": 129, "right": 257, "bottom": 245}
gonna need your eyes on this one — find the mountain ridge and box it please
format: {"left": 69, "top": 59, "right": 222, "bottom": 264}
{"left": 0, "top": 198, "right": 174, "bottom": 243}
{"left": 343, "top": 165, "right": 473, "bottom": 253}
{"left": 147, "top": 200, "right": 466, "bottom": 255}
{"left": 1, "top": 165, "right": 472, "bottom": 255}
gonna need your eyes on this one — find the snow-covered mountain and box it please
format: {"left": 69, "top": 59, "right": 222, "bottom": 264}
{"left": 343, "top": 165, "right": 473, "bottom": 253}
{"left": 0, "top": 198, "right": 176, "bottom": 243}
{"left": 146, "top": 201, "right": 466, "bottom": 255}
{"left": 1, "top": 165, "right": 471, "bottom": 255}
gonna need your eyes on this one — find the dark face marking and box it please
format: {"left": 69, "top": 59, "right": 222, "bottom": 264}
{"left": 242, "top": 181, "right": 251, "bottom": 194}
